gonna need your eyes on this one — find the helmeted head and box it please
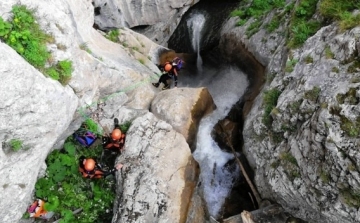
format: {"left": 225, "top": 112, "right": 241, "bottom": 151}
{"left": 111, "top": 129, "right": 122, "bottom": 140}
{"left": 164, "top": 63, "right": 172, "bottom": 72}
{"left": 84, "top": 158, "right": 95, "bottom": 171}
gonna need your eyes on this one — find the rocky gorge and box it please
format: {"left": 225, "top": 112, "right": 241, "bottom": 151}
{"left": 0, "top": 0, "right": 360, "bottom": 223}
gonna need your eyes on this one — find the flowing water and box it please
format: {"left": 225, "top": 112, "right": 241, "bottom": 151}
{"left": 187, "top": 12, "right": 206, "bottom": 73}
{"left": 191, "top": 66, "right": 248, "bottom": 218}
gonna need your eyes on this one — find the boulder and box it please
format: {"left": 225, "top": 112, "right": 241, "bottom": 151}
{"left": 150, "top": 87, "right": 216, "bottom": 149}
{"left": 112, "top": 112, "right": 199, "bottom": 223}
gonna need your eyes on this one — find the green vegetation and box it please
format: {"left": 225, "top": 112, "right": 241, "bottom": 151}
{"left": 285, "top": 58, "right": 298, "bottom": 72}
{"left": 84, "top": 118, "right": 102, "bottom": 135}
{"left": 266, "top": 17, "right": 280, "bottom": 32}
{"left": 332, "top": 67, "right": 339, "bottom": 73}
{"left": 106, "top": 29, "right": 120, "bottom": 43}
{"left": 280, "top": 152, "right": 297, "bottom": 165}
{"left": 0, "top": 5, "right": 73, "bottom": 85}
{"left": 340, "top": 189, "right": 360, "bottom": 208}
{"left": 288, "top": 0, "right": 320, "bottom": 48}
{"left": 119, "top": 121, "right": 131, "bottom": 133}
{"left": 324, "top": 45, "right": 334, "bottom": 59}
{"left": 138, "top": 58, "right": 145, "bottom": 64}
{"left": 9, "top": 139, "right": 23, "bottom": 152}
{"left": 262, "top": 88, "right": 282, "bottom": 128}
{"left": 279, "top": 151, "right": 300, "bottom": 181}
{"left": 340, "top": 116, "right": 360, "bottom": 137}
{"left": 304, "top": 55, "right": 313, "bottom": 64}
{"left": 79, "top": 42, "right": 92, "bottom": 54}
{"left": 336, "top": 88, "right": 358, "bottom": 105}
{"left": 319, "top": 0, "right": 360, "bottom": 31}
{"left": 320, "top": 170, "right": 330, "bottom": 183}
{"left": 132, "top": 46, "right": 139, "bottom": 51}
{"left": 347, "top": 60, "right": 360, "bottom": 73}
{"left": 33, "top": 137, "right": 116, "bottom": 223}
{"left": 230, "top": 0, "right": 360, "bottom": 48}
{"left": 304, "top": 86, "right": 321, "bottom": 101}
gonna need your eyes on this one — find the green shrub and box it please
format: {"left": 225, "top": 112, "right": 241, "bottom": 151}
{"left": 119, "top": 121, "right": 131, "bottom": 133}
{"left": 304, "top": 86, "right": 321, "bottom": 101}
{"left": 230, "top": 0, "right": 285, "bottom": 21}
{"left": 46, "top": 67, "right": 60, "bottom": 80}
{"left": 340, "top": 116, "right": 360, "bottom": 137}
{"left": 9, "top": 139, "right": 23, "bottom": 152}
{"left": 0, "top": 5, "right": 52, "bottom": 68}
{"left": 79, "top": 42, "right": 91, "bottom": 53}
{"left": 280, "top": 152, "right": 298, "bottom": 165}
{"left": 58, "top": 60, "right": 73, "bottom": 85}
{"left": 285, "top": 58, "right": 298, "bottom": 72}
{"left": 84, "top": 118, "right": 102, "bottom": 135}
{"left": 304, "top": 55, "right": 313, "bottom": 64}
{"left": 266, "top": 18, "right": 280, "bottom": 32}
{"left": 0, "top": 5, "right": 73, "bottom": 85}
{"left": 340, "top": 189, "right": 360, "bottom": 208}
{"left": 262, "top": 88, "right": 282, "bottom": 127}
{"left": 33, "top": 139, "right": 115, "bottom": 223}
{"left": 106, "top": 29, "right": 120, "bottom": 43}
{"left": 246, "top": 20, "right": 262, "bottom": 37}
{"left": 325, "top": 45, "right": 334, "bottom": 59}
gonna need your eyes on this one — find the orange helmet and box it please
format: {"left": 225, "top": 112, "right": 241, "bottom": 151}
{"left": 84, "top": 159, "right": 95, "bottom": 171}
{"left": 164, "top": 63, "right": 172, "bottom": 72}
{"left": 111, "top": 129, "right": 122, "bottom": 140}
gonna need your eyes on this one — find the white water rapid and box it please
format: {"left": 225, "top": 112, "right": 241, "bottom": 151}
{"left": 187, "top": 12, "right": 206, "bottom": 73}
{"left": 192, "top": 67, "right": 249, "bottom": 218}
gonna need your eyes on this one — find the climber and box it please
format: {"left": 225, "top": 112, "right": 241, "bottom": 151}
{"left": 27, "top": 199, "right": 54, "bottom": 220}
{"left": 78, "top": 156, "right": 123, "bottom": 179}
{"left": 102, "top": 118, "right": 126, "bottom": 153}
{"left": 152, "top": 57, "right": 183, "bottom": 90}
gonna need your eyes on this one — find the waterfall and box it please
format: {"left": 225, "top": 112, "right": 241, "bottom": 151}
{"left": 192, "top": 66, "right": 249, "bottom": 218}
{"left": 187, "top": 12, "right": 206, "bottom": 73}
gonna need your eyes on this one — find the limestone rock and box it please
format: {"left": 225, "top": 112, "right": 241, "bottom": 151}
{"left": 0, "top": 42, "right": 78, "bottom": 223}
{"left": 112, "top": 112, "right": 198, "bottom": 223}
{"left": 0, "top": 0, "right": 168, "bottom": 221}
{"left": 92, "top": 0, "right": 200, "bottom": 45}
{"left": 150, "top": 87, "right": 216, "bottom": 149}
{"left": 233, "top": 11, "right": 360, "bottom": 223}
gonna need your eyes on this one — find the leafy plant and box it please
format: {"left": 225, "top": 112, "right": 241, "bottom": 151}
{"left": 324, "top": 45, "right": 334, "bottom": 59}
{"left": 304, "top": 55, "right": 313, "bottom": 64}
{"left": 262, "top": 88, "right": 282, "bottom": 127}
{"left": 9, "top": 139, "right": 23, "bottom": 152}
{"left": 319, "top": 0, "right": 360, "bottom": 31}
{"left": 33, "top": 138, "right": 116, "bottom": 223}
{"left": 285, "top": 58, "right": 298, "bottom": 72}
{"left": 79, "top": 42, "right": 91, "bottom": 53}
{"left": 266, "top": 18, "right": 280, "bottom": 32}
{"left": 106, "top": 29, "right": 120, "bottom": 43}
{"left": 119, "top": 121, "right": 131, "bottom": 133}
{"left": 138, "top": 58, "right": 145, "bottom": 64}
{"left": 84, "top": 118, "right": 102, "bottom": 135}
{"left": 0, "top": 5, "right": 73, "bottom": 85}
{"left": 304, "top": 86, "right": 321, "bottom": 101}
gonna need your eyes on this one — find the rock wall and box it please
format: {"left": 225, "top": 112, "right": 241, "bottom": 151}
{"left": 0, "top": 0, "right": 174, "bottom": 221}
{"left": 92, "top": 0, "right": 200, "bottom": 45}
{"left": 221, "top": 7, "right": 360, "bottom": 223}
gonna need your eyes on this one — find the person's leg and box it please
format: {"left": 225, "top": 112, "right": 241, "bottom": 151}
{"left": 160, "top": 75, "right": 171, "bottom": 89}
{"left": 152, "top": 74, "right": 167, "bottom": 88}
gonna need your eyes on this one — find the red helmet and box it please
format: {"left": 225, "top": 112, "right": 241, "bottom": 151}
{"left": 111, "top": 129, "right": 122, "bottom": 140}
{"left": 164, "top": 63, "right": 172, "bottom": 72}
{"left": 84, "top": 159, "right": 95, "bottom": 171}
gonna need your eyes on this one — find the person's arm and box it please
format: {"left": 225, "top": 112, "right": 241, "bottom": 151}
{"left": 101, "top": 163, "right": 124, "bottom": 177}
{"left": 173, "top": 69, "right": 178, "bottom": 87}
